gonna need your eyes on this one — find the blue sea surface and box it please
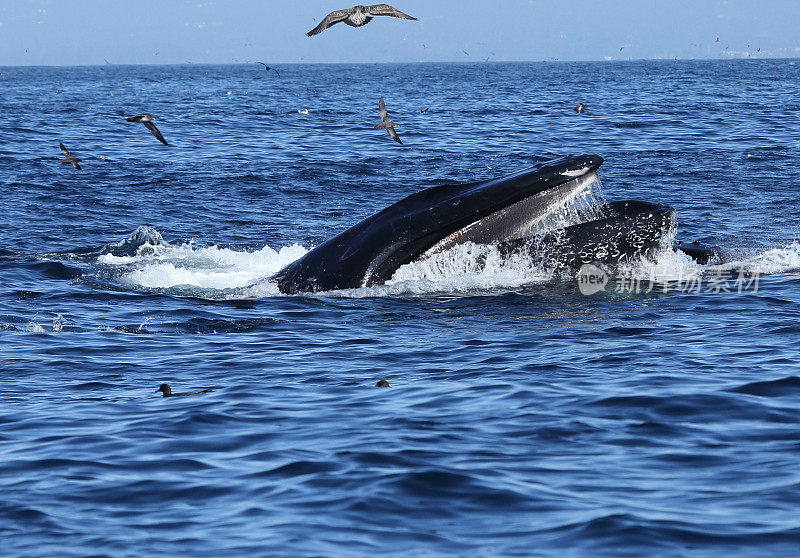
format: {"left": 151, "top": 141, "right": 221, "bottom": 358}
{"left": 2, "top": 60, "right": 800, "bottom": 556}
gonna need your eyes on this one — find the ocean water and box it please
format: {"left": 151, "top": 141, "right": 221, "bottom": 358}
{"left": 2, "top": 60, "right": 800, "bottom": 556}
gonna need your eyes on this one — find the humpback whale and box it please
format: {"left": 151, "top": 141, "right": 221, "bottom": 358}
{"left": 274, "top": 154, "right": 699, "bottom": 294}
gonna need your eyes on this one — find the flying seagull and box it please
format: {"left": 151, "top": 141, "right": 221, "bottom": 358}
{"left": 574, "top": 102, "right": 586, "bottom": 114}
{"left": 374, "top": 96, "right": 402, "bottom": 144}
{"left": 156, "top": 383, "right": 212, "bottom": 398}
{"left": 59, "top": 142, "right": 82, "bottom": 170}
{"left": 125, "top": 114, "right": 170, "bottom": 146}
{"left": 256, "top": 62, "right": 280, "bottom": 76}
{"left": 307, "top": 4, "right": 417, "bottom": 36}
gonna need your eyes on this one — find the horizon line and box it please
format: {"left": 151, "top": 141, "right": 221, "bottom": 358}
{"left": 1, "top": 56, "right": 799, "bottom": 69}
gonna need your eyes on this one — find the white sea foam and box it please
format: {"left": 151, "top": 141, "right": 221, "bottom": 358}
{"left": 382, "top": 242, "right": 551, "bottom": 295}
{"left": 98, "top": 238, "right": 307, "bottom": 294}
{"left": 101, "top": 227, "right": 800, "bottom": 299}
{"left": 733, "top": 242, "right": 800, "bottom": 275}
{"left": 617, "top": 240, "right": 702, "bottom": 282}
{"left": 25, "top": 320, "right": 47, "bottom": 333}
{"left": 616, "top": 240, "right": 800, "bottom": 285}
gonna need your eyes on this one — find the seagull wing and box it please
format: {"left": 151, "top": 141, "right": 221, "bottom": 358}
{"left": 379, "top": 97, "right": 389, "bottom": 120}
{"left": 71, "top": 160, "right": 82, "bottom": 170}
{"left": 59, "top": 142, "right": 71, "bottom": 156}
{"left": 306, "top": 9, "right": 353, "bottom": 36}
{"left": 386, "top": 126, "right": 402, "bottom": 144}
{"left": 367, "top": 4, "right": 418, "bottom": 20}
{"left": 256, "top": 62, "right": 269, "bottom": 69}
{"left": 143, "top": 121, "right": 170, "bottom": 146}
{"left": 272, "top": 68, "right": 280, "bottom": 77}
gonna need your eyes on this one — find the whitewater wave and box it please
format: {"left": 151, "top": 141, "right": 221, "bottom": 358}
{"left": 90, "top": 226, "right": 800, "bottom": 299}
{"left": 94, "top": 226, "right": 307, "bottom": 297}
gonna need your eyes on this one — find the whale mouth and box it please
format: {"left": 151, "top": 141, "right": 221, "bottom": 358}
{"left": 423, "top": 170, "right": 601, "bottom": 257}
{"left": 362, "top": 156, "right": 605, "bottom": 286}
{"left": 273, "top": 153, "right": 676, "bottom": 295}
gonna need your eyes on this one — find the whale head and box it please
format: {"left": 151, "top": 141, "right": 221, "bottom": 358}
{"left": 274, "top": 154, "right": 604, "bottom": 294}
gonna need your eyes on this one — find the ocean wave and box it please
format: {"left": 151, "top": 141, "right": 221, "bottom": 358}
{"left": 84, "top": 224, "right": 800, "bottom": 300}
{"left": 94, "top": 227, "right": 307, "bottom": 295}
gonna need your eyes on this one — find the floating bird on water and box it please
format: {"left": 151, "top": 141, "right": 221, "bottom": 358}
{"left": 125, "top": 114, "right": 170, "bottom": 146}
{"left": 374, "top": 97, "right": 402, "bottom": 144}
{"left": 256, "top": 62, "right": 280, "bottom": 76}
{"left": 59, "top": 142, "right": 82, "bottom": 170}
{"left": 156, "top": 383, "right": 212, "bottom": 397}
{"left": 574, "top": 102, "right": 586, "bottom": 114}
{"left": 376, "top": 379, "right": 390, "bottom": 387}
{"left": 307, "top": 4, "right": 417, "bottom": 36}
{"left": 298, "top": 108, "right": 309, "bottom": 114}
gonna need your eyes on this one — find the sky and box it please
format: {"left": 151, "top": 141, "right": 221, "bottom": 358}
{"left": 1, "top": 0, "right": 799, "bottom": 66}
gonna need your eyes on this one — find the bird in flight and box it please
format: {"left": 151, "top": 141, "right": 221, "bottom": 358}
{"left": 125, "top": 114, "right": 170, "bottom": 146}
{"left": 374, "top": 97, "right": 402, "bottom": 144}
{"left": 307, "top": 4, "right": 417, "bottom": 36}
{"left": 59, "top": 142, "right": 82, "bottom": 170}
{"left": 256, "top": 62, "right": 280, "bottom": 76}
{"left": 419, "top": 107, "right": 429, "bottom": 113}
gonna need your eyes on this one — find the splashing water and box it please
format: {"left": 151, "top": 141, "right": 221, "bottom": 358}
{"left": 87, "top": 185, "right": 800, "bottom": 299}
{"left": 95, "top": 236, "right": 308, "bottom": 297}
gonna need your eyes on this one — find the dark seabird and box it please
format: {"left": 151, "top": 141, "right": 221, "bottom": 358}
{"left": 59, "top": 142, "right": 82, "bottom": 170}
{"left": 376, "top": 379, "right": 390, "bottom": 387}
{"left": 574, "top": 102, "right": 586, "bottom": 114}
{"left": 156, "top": 383, "right": 212, "bottom": 397}
{"left": 419, "top": 107, "right": 429, "bottom": 113}
{"left": 126, "top": 114, "right": 170, "bottom": 146}
{"left": 256, "top": 62, "right": 280, "bottom": 76}
{"left": 374, "top": 97, "right": 402, "bottom": 144}
{"left": 306, "top": 4, "right": 417, "bottom": 36}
